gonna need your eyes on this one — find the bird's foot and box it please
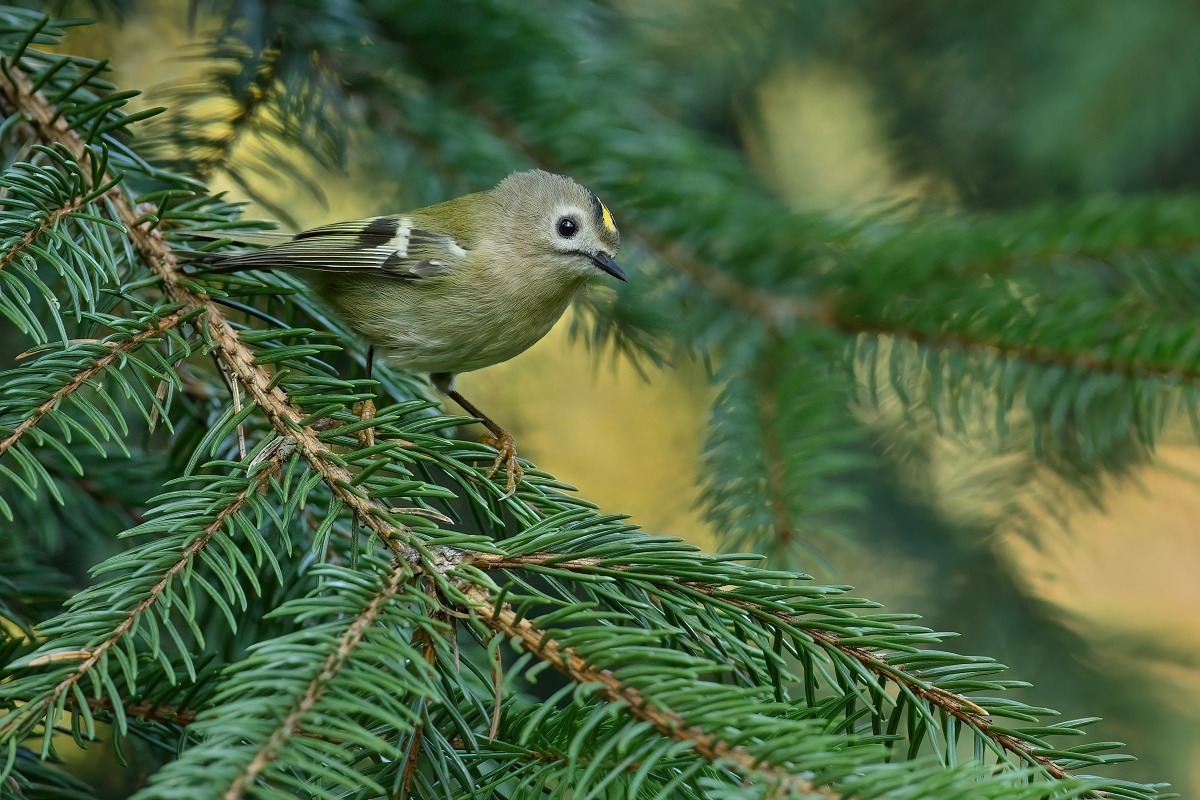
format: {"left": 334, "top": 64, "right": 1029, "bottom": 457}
{"left": 481, "top": 430, "right": 523, "bottom": 499}
{"left": 352, "top": 398, "right": 376, "bottom": 449}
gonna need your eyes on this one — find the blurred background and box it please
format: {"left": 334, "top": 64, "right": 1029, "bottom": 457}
{"left": 41, "top": 0, "right": 1200, "bottom": 795}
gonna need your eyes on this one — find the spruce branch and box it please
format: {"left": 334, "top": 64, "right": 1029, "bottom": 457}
{"left": 459, "top": 581, "right": 840, "bottom": 800}
{"left": 0, "top": 305, "right": 191, "bottom": 459}
{"left": 0, "top": 176, "right": 90, "bottom": 274}
{"left": 465, "top": 549, "right": 1097, "bottom": 790}
{"left": 0, "top": 447, "right": 282, "bottom": 745}
{"left": 0, "top": 60, "right": 431, "bottom": 566}
{"left": 658, "top": 230, "right": 1200, "bottom": 387}
{"left": 136, "top": 558, "right": 437, "bottom": 800}
{"left": 675, "top": 582, "right": 1086, "bottom": 785}
{"left": 149, "top": 31, "right": 345, "bottom": 222}
{"left": 754, "top": 336, "right": 797, "bottom": 547}
{"left": 221, "top": 558, "right": 411, "bottom": 800}
{"left": 834, "top": 310, "right": 1200, "bottom": 385}
{"left": 0, "top": 140, "right": 127, "bottom": 342}
{"left": 83, "top": 695, "right": 199, "bottom": 727}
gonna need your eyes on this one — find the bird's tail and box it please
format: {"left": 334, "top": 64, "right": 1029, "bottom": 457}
{"left": 174, "top": 229, "right": 292, "bottom": 272}
{"left": 176, "top": 249, "right": 241, "bottom": 271}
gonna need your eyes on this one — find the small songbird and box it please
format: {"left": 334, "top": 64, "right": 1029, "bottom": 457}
{"left": 195, "top": 170, "right": 626, "bottom": 497}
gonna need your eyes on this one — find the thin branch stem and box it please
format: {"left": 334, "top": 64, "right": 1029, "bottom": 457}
{"left": 639, "top": 230, "right": 822, "bottom": 328}
{"left": 0, "top": 307, "right": 190, "bottom": 458}
{"left": 223, "top": 559, "right": 410, "bottom": 800}
{"left": 79, "top": 695, "right": 350, "bottom": 743}
{"left": 460, "top": 582, "right": 840, "bottom": 800}
{"left": 83, "top": 696, "right": 199, "bottom": 727}
{"left": 662, "top": 235, "right": 1200, "bottom": 385}
{"left": 756, "top": 333, "right": 796, "bottom": 548}
{"left": 0, "top": 458, "right": 276, "bottom": 743}
{"left": 0, "top": 62, "right": 426, "bottom": 565}
{"left": 397, "top": 601, "right": 444, "bottom": 800}
{"left": 0, "top": 192, "right": 87, "bottom": 272}
{"left": 830, "top": 310, "right": 1200, "bottom": 385}
{"left": 464, "top": 551, "right": 1082, "bottom": 786}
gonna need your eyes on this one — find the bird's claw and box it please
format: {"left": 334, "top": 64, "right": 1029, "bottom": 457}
{"left": 353, "top": 398, "right": 376, "bottom": 449}
{"left": 481, "top": 430, "right": 522, "bottom": 499}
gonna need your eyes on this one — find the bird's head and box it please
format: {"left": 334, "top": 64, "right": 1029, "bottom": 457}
{"left": 491, "top": 169, "right": 625, "bottom": 283}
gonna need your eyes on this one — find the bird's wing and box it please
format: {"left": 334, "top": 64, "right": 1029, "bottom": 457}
{"left": 198, "top": 216, "right": 459, "bottom": 280}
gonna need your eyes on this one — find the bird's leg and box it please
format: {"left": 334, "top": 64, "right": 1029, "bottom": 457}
{"left": 353, "top": 345, "right": 376, "bottom": 449}
{"left": 444, "top": 385, "right": 523, "bottom": 499}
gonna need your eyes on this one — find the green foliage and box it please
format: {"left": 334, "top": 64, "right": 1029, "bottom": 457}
{"left": 702, "top": 333, "right": 866, "bottom": 571}
{"left": 0, "top": 2, "right": 1195, "bottom": 798}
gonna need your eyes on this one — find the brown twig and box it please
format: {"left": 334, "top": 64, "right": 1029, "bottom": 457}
{"left": 487, "top": 641, "right": 503, "bottom": 743}
{"left": 0, "top": 192, "right": 90, "bottom": 272}
{"left": 0, "top": 307, "right": 191, "bottom": 458}
{"left": 662, "top": 234, "right": 1200, "bottom": 385}
{"left": 756, "top": 334, "right": 795, "bottom": 547}
{"left": 0, "top": 61, "right": 425, "bottom": 565}
{"left": 829, "top": 311, "right": 1200, "bottom": 385}
{"left": 465, "top": 550, "right": 1084, "bottom": 787}
{"left": 397, "top": 600, "right": 446, "bottom": 800}
{"left": 0, "top": 453, "right": 278, "bottom": 743}
{"left": 84, "top": 696, "right": 200, "bottom": 727}
{"left": 459, "top": 582, "right": 840, "bottom": 799}
{"left": 80, "top": 695, "right": 352, "bottom": 745}
{"left": 223, "top": 560, "right": 410, "bottom": 800}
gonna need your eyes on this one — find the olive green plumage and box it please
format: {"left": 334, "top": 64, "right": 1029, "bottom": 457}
{"left": 203, "top": 169, "right": 625, "bottom": 381}
{"left": 198, "top": 169, "right": 625, "bottom": 496}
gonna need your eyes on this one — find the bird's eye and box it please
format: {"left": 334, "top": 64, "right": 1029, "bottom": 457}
{"left": 557, "top": 217, "right": 578, "bottom": 238}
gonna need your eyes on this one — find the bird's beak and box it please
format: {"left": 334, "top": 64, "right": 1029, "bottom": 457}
{"left": 590, "top": 251, "right": 627, "bottom": 282}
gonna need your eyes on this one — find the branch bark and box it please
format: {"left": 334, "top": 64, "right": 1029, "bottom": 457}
{"left": 223, "top": 559, "right": 411, "bottom": 800}
{"left": 466, "top": 550, "right": 1085, "bottom": 787}
{"left": 0, "top": 307, "right": 192, "bottom": 458}
{"left": 460, "top": 582, "right": 840, "bottom": 799}
{"left": 0, "top": 190, "right": 89, "bottom": 272}
{"left": 0, "top": 61, "right": 427, "bottom": 566}
{"left": 0, "top": 454, "right": 278, "bottom": 743}
{"left": 756, "top": 334, "right": 797, "bottom": 548}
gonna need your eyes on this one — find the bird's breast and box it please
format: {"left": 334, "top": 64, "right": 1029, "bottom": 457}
{"left": 317, "top": 271, "right": 586, "bottom": 375}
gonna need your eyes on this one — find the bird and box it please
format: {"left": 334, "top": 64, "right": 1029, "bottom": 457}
{"left": 191, "top": 169, "right": 626, "bottom": 497}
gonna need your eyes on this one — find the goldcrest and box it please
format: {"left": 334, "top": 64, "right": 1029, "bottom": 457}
{"left": 198, "top": 169, "right": 626, "bottom": 496}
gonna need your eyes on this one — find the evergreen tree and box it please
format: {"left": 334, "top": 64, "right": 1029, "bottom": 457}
{"left": 0, "top": 2, "right": 1195, "bottom": 797}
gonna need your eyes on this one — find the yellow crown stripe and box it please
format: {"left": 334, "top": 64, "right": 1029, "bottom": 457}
{"left": 599, "top": 201, "right": 617, "bottom": 234}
